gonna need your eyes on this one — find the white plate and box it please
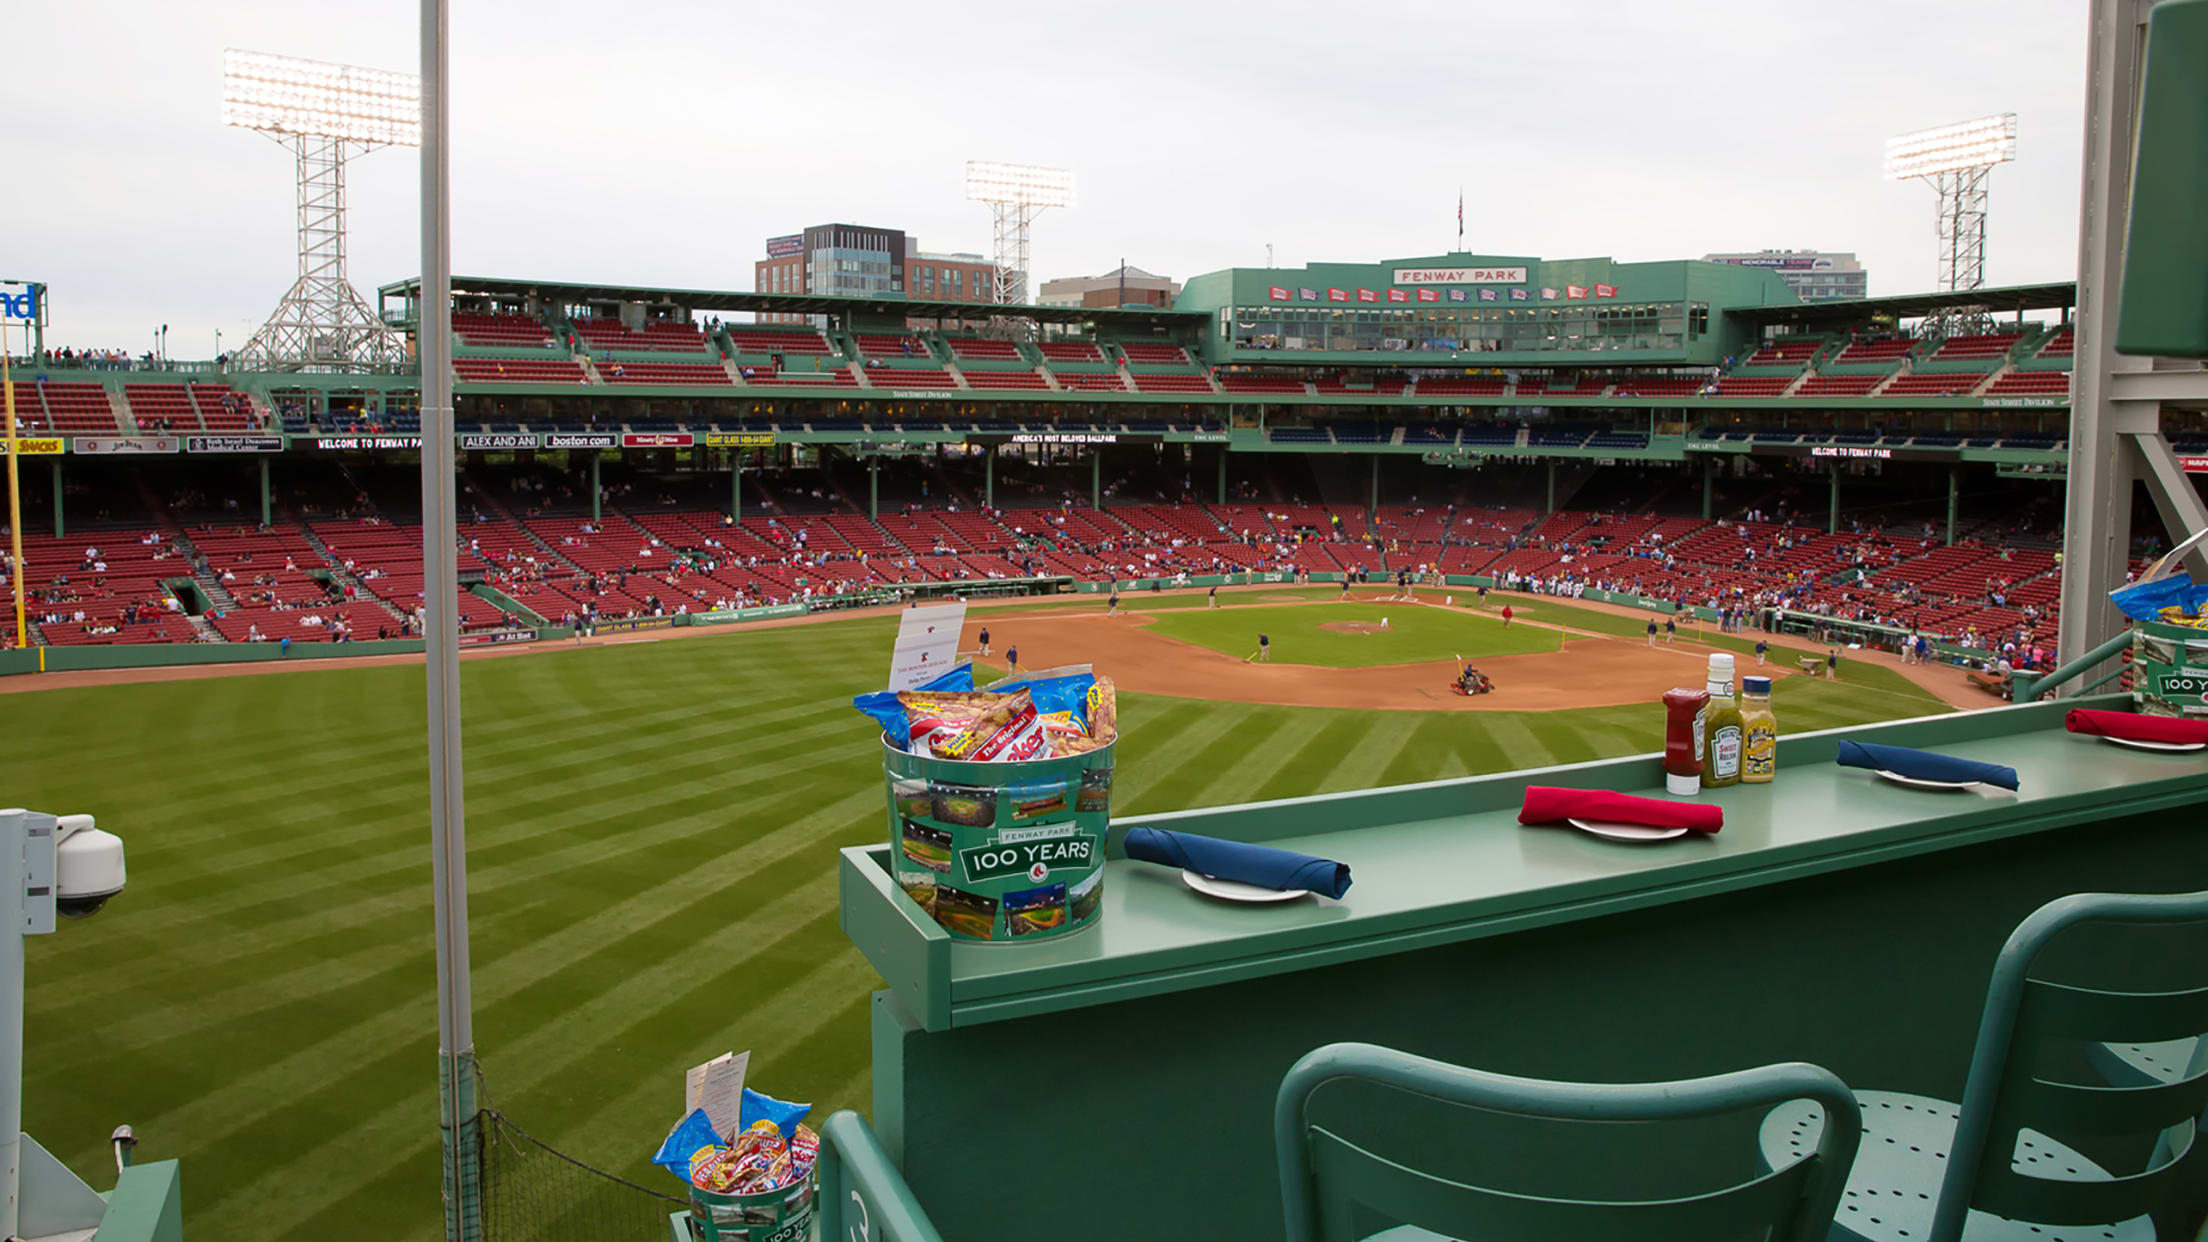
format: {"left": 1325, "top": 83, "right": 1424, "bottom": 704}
{"left": 1567, "top": 817, "right": 1689, "bottom": 842}
{"left": 1876, "top": 769, "right": 1978, "bottom": 790}
{"left": 1181, "top": 870, "right": 1310, "bottom": 903}
{"left": 2100, "top": 735, "right": 2208, "bottom": 752}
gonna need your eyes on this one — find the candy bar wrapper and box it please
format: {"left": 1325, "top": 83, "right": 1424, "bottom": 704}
{"left": 790, "top": 1124, "right": 820, "bottom": 1175}
{"left": 690, "top": 1146, "right": 745, "bottom": 1193}
{"left": 896, "top": 690, "right": 1008, "bottom": 756}
{"left": 851, "top": 664, "right": 976, "bottom": 749}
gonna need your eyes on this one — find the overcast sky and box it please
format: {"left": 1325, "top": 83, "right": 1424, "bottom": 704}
{"left": 12, "top": 0, "right": 2088, "bottom": 355}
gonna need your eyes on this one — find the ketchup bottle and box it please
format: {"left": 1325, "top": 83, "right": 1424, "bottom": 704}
{"left": 1662, "top": 686, "right": 1710, "bottom": 796}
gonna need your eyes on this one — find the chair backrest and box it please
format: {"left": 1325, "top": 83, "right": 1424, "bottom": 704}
{"left": 1273, "top": 1042, "right": 1861, "bottom": 1242}
{"left": 1931, "top": 889, "right": 2208, "bottom": 1242}
{"left": 811, "top": 1110, "right": 944, "bottom": 1242}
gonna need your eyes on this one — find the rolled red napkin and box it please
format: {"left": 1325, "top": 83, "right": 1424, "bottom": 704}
{"left": 1518, "top": 786, "right": 1724, "bottom": 834}
{"left": 2065, "top": 709, "right": 2208, "bottom": 745}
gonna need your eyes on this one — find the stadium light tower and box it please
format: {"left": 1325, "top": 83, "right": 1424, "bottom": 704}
{"left": 1884, "top": 114, "right": 2017, "bottom": 333}
{"left": 966, "top": 161, "right": 1075, "bottom": 324}
{"left": 223, "top": 49, "right": 419, "bottom": 371}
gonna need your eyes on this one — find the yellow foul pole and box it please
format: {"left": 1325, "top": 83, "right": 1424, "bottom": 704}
{"left": 1, "top": 319, "right": 24, "bottom": 651}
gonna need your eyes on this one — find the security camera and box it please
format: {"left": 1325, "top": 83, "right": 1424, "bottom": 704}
{"left": 54, "top": 814, "right": 126, "bottom": 919}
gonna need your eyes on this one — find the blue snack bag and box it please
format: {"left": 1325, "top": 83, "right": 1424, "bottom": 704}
{"left": 852, "top": 663, "right": 975, "bottom": 745}
{"left": 989, "top": 665, "right": 1096, "bottom": 727}
{"left": 652, "top": 1108, "right": 725, "bottom": 1180}
{"left": 737, "top": 1087, "right": 811, "bottom": 1138}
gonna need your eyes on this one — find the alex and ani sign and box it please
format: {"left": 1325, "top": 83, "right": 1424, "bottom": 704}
{"left": 1393, "top": 267, "right": 1528, "bottom": 285}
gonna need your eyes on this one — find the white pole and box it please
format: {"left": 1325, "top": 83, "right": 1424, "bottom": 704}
{"left": 0, "top": 812, "right": 23, "bottom": 1241}
{"left": 419, "top": 2, "right": 479, "bottom": 1238}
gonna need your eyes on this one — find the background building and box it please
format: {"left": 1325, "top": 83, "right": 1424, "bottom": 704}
{"left": 755, "top": 224, "right": 994, "bottom": 323}
{"left": 1038, "top": 264, "right": 1180, "bottom": 309}
{"left": 1701, "top": 249, "right": 1868, "bottom": 302}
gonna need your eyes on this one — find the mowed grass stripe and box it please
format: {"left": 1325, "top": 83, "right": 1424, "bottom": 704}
{"left": 6, "top": 602, "right": 1957, "bottom": 1242}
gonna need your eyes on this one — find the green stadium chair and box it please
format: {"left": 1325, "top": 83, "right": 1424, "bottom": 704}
{"left": 1275, "top": 1041, "right": 1862, "bottom": 1242}
{"left": 1757, "top": 890, "right": 2208, "bottom": 1242}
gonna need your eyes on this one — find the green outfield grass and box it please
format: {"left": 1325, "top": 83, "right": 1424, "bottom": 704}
{"left": 7, "top": 608, "right": 1949, "bottom": 1242}
{"left": 1143, "top": 601, "right": 1559, "bottom": 667}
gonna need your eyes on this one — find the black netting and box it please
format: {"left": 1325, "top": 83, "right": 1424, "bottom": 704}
{"left": 468, "top": 1069, "right": 688, "bottom": 1242}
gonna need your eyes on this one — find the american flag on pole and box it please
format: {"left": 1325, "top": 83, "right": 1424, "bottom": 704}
{"left": 1479, "top": 288, "right": 1499, "bottom": 302}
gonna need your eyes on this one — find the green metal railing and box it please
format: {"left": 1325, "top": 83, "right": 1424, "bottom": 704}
{"left": 2008, "top": 630, "right": 2131, "bottom": 704}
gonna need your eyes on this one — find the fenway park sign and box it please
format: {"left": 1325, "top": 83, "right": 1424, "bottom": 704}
{"left": 1393, "top": 266, "right": 1528, "bottom": 285}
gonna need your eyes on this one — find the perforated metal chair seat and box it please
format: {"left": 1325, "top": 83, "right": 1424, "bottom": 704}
{"left": 1760, "top": 1091, "right": 2155, "bottom": 1242}
{"left": 2086, "top": 1040, "right": 2201, "bottom": 1089}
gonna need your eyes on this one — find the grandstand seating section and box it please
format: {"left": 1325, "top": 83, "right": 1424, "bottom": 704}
{"left": 1744, "top": 340, "right": 1821, "bottom": 366}
{"left": 599, "top": 361, "right": 731, "bottom": 385}
{"left": 1882, "top": 372, "right": 1985, "bottom": 397}
{"left": 1983, "top": 371, "right": 2071, "bottom": 396}
{"left": 1055, "top": 372, "right": 1127, "bottom": 392}
{"left": 961, "top": 370, "right": 1050, "bottom": 391}
{"left": 727, "top": 328, "right": 834, "bottom": 356}
{"left": 1834, "top": 337, "right": 1915, "bottom": 364}
{"left": 1038, "top": 341, "right": 1104, "bottom": 362}
{"left": 1415, "top": 376, "right": 1508, "bottom": 396}
{"left": 455, "top": 357, "right": 590, "bottom": 384}
{"left": 1219, "top": 375, "right": 1309, "bottom": 395}
{"left": 1130, "top": 373, "right": 1216, "bottom": 394}
{"left": 1928, "top": 332, "right": 2023, "bottom": 361}
{"left": 574, "top": 318, "right": 711, "bottom": 353}
{"left": 1120, "top": 342, "right": 1190, "bottom": 365}
{"left": 1794, "top": 374, "right": 1883, "bottom": 397}
{"left": 8, "top": 382, "right": 118, "bottom": 433}
{"left": 948, "top": 338, "right": 1023, "bottom": 360}
{"left": 453, "top": 312, "right": 554, "bottom": 349}
{"left": 1613, "top": 377, "right": 1708, "bottom": 397}
{"left": 860, "top": 366, "right": 958, "bottom": 389}
{"left": 854, "top": 335, "right": 928, "bottom": 358}
{"left": 1711, "top": 376, "right": 1792, "bottom": 397}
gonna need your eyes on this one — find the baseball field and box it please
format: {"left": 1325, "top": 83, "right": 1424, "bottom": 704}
{"left": 10, "top": 588, "right": 1954, "bottom": 1242}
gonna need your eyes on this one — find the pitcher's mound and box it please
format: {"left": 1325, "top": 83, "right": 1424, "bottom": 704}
{"left": 1319, "top": 621, "right": 1389, "bottom": 635}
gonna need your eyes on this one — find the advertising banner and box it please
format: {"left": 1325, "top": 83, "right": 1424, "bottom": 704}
{"left": 315, "top": 435, "right": 423, "bottom": 450}
{"left": 704, "top": 430, "right": 776, "bottom": 447}
{"left": 460, "top": 432, "right": 540, "bottom": 450}
{"left": 72, "top": 436, "right": 179, "bottom": 455}
{"left": 593, "top": 614, "right": 676, "bottom": 633}
{"left": 5, "top": 437, "right": 64, "bottom": 455}
{"left": 621, "top": 432, "right": 694, "bottom": 448}
{"left": 186, "top": 435, "right": 282, "bottom": 453}
{"left": 545, "top": 432, "right": 619, "bottom": 449}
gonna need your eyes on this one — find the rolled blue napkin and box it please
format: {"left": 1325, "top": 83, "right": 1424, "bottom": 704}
{"left": 1122, "top": 827, "right": 1352, "bottom": 898}
{"left": 1835, "top": 739, "right": 2020, "bottom": 791}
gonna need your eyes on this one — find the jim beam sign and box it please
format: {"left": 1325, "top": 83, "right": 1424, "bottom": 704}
{"left": 73, "top": 436, "right": 179, "bottom": 455}
{"left": 957, "top": 822, "right": 1101, "bottom": 885}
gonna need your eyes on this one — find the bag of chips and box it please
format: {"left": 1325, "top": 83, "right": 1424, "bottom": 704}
{"left": 653, "top": 1109, "right": 726, "bottom": 1180}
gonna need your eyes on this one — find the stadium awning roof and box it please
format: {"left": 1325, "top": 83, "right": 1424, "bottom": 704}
{"left": 1729, "top": 281, "right": 2077, "bottom": 327}
{"left": 377, "top": 275, "right": 1208, "bottom": 328}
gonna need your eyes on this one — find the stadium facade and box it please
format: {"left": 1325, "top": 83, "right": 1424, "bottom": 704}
{"left": 1702, "top": 249, "right": 1869, "bottom": 302}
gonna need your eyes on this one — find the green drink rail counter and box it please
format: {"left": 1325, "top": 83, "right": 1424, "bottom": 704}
{"left": 838, "top": 697, "right": 2208, "bottom": 1242}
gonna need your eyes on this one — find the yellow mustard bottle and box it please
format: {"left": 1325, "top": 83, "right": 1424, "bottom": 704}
{"left": 1740, "top": 675, "right": 1777, "bottom": 783}
{"left": 1701, "top": 653, "right": 1742, "bottom": 788}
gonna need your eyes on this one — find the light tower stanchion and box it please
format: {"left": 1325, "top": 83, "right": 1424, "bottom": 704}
{"left": 1885, "top": 114, "right": 2016, "bottom": 336}
{"left": 966, "top": 161, "right": 1074, "bottom": 339}
{"left": 223, "top": 49, "right": 420, "bottom": 373}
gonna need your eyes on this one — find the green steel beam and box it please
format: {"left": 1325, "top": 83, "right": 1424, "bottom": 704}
{"left": 732, "top": 462, "right": 742, "bottom": 523}
{"left": 1828, "top": 469, "right": 1839, "bottom": 534}
{"left": 259, "top": 457, "right": 271, "bottom": 528}
{"left": 1701, "top": 458, "right": 1713, "bottom": 520}
{"left": 1545, "top": 461, "right": 1555, "bottom": 514}
{"left": 590, "top": 454, "right": 601, "bottom": 522}
{"left": 985, "top": 446, "right": 994, "bottom": 509}
{"left": 869, "top": 460, "right": 879, "bottom": 522}
{"left": 50, "top": 460, "right": 61, "bottom": 539}
{"left": 1216, "top": 448, "right": 1226, "bottom": 505}
{"left": 1091, "top": 452, "right": 1101, "bottom": 510}
{"left": 1947, "top": 467, "right": 1959, "bottom": 546}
